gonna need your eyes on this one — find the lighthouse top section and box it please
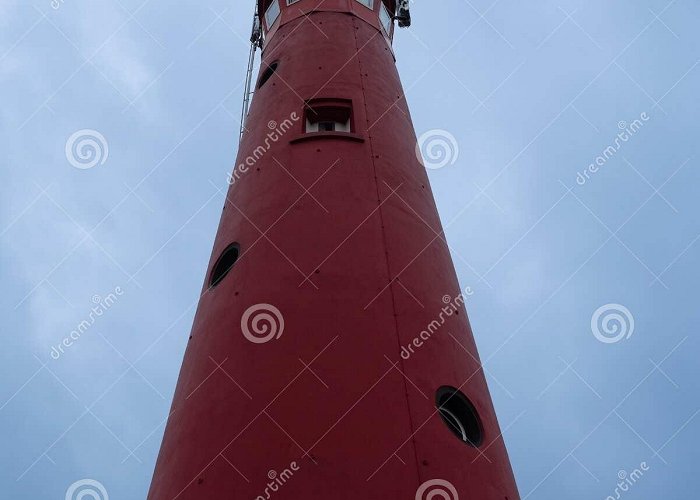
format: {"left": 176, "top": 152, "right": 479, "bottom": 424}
{"left": 255, "top": 0, "right": 410, "bottom": 49}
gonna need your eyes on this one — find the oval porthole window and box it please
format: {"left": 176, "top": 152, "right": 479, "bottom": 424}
{"left": 209, "top": 243, "right": 240, "bottom": 288}
{"left": 436, "top": 386, "right": 484, "bottom": 447}
{"left": 257, "top": 61, "right": 279, "bottom": 89}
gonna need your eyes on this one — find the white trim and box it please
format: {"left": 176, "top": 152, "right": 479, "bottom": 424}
{"left": 379, "top": 2, "right": 393, "bottom": 35}
{"left": 265, "top": 0, "right": 281, "bottom": 30}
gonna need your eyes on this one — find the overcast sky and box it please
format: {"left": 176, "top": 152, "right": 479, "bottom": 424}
{"left": 1, "top": 0, "right": 699, "bottom": 498}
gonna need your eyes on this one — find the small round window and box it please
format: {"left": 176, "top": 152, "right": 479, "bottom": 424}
{"left": 436, "top": 386, "right": 484, "bottom": 447}
{"left": 209, "top": 243, "right": 240, "bottom": 288}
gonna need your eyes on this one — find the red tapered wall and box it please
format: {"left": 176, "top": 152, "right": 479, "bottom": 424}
{"left": 149, "top": 1, "right": 519, "bottom": 498}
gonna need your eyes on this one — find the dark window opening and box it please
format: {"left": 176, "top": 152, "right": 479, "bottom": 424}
{"left": 436, "top": 386, "right": 484, "bottom": 447}
{"left": 304, "top": 99, "right": 354, "bottom": 134}
{"left": 382, "top": 0, "right": 397, "bottom": 13}
{"left": 258, "top": 61, "right": 279, "bottom": 89}
{"left": 210, "top": 243, "right": 240, "bottom": 288}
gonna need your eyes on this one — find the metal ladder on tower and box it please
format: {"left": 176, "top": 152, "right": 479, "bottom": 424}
{"left": 239, "top": 5, "right": 263, "bottom": 142}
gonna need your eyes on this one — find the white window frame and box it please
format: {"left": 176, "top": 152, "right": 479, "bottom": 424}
{"left": 379, "top": 2, "right": 393, "bottom": 35}
{"left": 265, "top": 0, "right": 281, "bottom": 30}
{"left": 355, "top": 0, "right": 374, "bottom": 10}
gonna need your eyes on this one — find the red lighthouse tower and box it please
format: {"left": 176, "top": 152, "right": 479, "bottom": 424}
{"left": 149, "top": 1, "right": 519, "bottom": 498}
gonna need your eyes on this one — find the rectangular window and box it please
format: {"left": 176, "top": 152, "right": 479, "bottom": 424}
{"left": 306, "top": 118, "right": 351, "bottom": 133}
{"left": 265, "top": 0, "right": 281, "bottom": 29}
{"left": 304, "top": 99, "right": 353, "bottom": 134}
{"left": 380, "top": 2, "right": 393, "bottom": 35}
{"left": 355, "top": 0, "right": 374, "bottom": 10}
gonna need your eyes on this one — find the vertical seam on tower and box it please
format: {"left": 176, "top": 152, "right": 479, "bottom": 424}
{"left": 351, "top": 16, "right": 424, "bottom": 485}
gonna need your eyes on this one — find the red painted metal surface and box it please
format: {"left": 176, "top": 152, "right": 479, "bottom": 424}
{"left": 149, "top": 1, "right": 519, "bottom": 498}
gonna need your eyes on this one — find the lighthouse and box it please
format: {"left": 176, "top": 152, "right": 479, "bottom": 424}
{"left": 148, "top": 1, "right": 519, "bottom": 498}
